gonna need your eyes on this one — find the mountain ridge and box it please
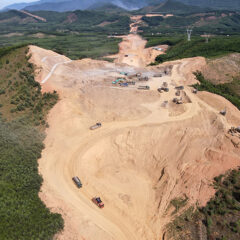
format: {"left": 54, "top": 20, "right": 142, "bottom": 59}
{"left": 3, "top": 0, "right": 240, "bottom": 12}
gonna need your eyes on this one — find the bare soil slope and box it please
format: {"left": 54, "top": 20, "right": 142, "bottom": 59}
{"left": 30, "top": 34, "right": 240, "bottom": 240}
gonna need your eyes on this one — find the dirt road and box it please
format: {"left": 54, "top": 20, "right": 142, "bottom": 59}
{"left": 30, "top": 33, "right": 240, "bottom": 240}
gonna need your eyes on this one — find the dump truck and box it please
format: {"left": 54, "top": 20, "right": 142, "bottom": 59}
{"left": 72, "top": 176, "right": 82, "bottom": 188}
{"left": 138, "top": 85, "right": 150, "bottom": 90}
{"left": 138, "top": 76, "right": 149, "bottom": 81}
{"left": 158, "top": 87, "right": 169, "bottom": 92}
{"left": 90, "top": 123, "right": 102, "bottom": 130}
{"left": 192, "top": 89, "right": 198, "bottom": 94}
{"left": 161, "top": 87, "right": 169, "bottom": 92}
{"left": 220, "top": 109, "right": 227, "bottom": 116}
{"left": 92, "top": 197, "right": 104, "bottom": 208}
{"left": 126, "top": 81, "right": 135, "bottom": 85}
{"left": 175, "top": 86, "right": 184, "bottom": 90}
{"left": 154, "top": 73, "right": 162, "bottom": 77}
{"left": 120, "top": 82, "right": 128, "bottom": 87}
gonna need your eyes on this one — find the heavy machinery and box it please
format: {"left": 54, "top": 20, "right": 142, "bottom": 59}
{"left": 173, "top": 98, "right": 183, "bottom": 104}
{"left": 220, "top": 109, "right": 227, "bottom": 116}
{"left": 175, "top": 86, "right": 184, "bottom": 90}
{"left": 120, "top": 83, "right": 128, "bottom": 87}
{"left": 72, "top": 176, "right": 82, "bottom": 188}
{"left": 154, "top": 73, "right": 162, "bottom": 77}
{"left": 158, "top": 87, "right": 169, "bottom": 92}
{"left": 138, "top": 76, "right": 149, "bottom": 81}
{"left": 138, "top": 85, "right": 150, "bottom": 90}
{"left": 162, "top": 82, "right": 168, "bottom": 88}
{"left": 176, "top": 90, "right": 181, "bottom": 96}
{"left": 92, "top": 197, "right": 104, "bottom": 208}
{"left": 228, "top": 127, "right": 240, "bottom": 138}
{"left": 192, "top": 89, "right": 198, "bottom": 94}
{"left": 90, "top": 123, "right": 102, "bottom": 130}
{"left": 112, "top": 78, "right": 125, "bottom": 84}
{"left": 126, "top": 81, "right": 135, "bottom": 85}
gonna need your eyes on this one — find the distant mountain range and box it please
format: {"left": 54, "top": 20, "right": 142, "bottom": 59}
{"left": 140, "top": 0, "right": 207, "bottom": 14}
{"left": 3, "top": 0, "right": 240, "bottom": 12}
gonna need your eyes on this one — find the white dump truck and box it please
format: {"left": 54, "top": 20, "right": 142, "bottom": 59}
{"left": 138, "top": 85, "right": 150, "bottom": 90}
{"left": 90, "top": 123, "right": 102, "bottom": 130}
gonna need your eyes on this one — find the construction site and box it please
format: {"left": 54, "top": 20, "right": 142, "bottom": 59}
{"left": 29, "top": 18, "right": 240, "bottom": 240}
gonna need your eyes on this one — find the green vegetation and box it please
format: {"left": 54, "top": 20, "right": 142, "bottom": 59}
{"left": 193, "top": 71, "right": 240, "bottom": 110}
{"left": 153, "top": 36, "right": 240, "bottom": 63}
{"left": 0, "top": 46, "right": 58, "bottom": 124}
{"left": 140, "top": 11, "right": 240, "bottom": 35}
{"left": 168, "top": 168, "right": 240, "bottom": 240}
{"left": 170, "top": 195, "right": 189, "bottom": 215}
{"left": 0, "top": 10, "right": 130, "bottom": 59}
{"left": 0, "top": 46, "right": 63, "bottom": 239}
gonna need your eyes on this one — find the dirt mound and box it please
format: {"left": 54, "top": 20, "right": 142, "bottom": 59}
{"left": 201, "top": 53, "right": 240, "bottom": 84}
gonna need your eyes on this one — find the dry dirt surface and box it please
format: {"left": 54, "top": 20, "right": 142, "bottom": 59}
{"left": 107, "top": 34, "right": 168, "bottom": 68}
{"left": 29, "top": 33, "right": 240, "bottom": 240}
{"left": 201, "top": 53, "right": 240, "bottom": 84}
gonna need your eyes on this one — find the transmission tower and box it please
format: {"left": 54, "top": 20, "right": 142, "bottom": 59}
{"left": 204, "top": 33, "right": 211, "bottom": 43}
{"left": 186, "top": 27, "right": 193, "bottom": 41}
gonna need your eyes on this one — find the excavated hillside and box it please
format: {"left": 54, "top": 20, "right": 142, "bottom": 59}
{"left": 29, "top": 32, "right": 240, "bottom": 240}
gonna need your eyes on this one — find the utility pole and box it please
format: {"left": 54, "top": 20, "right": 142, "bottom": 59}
{"left": 186, "top": 27, "right": 193, "bottom": 41}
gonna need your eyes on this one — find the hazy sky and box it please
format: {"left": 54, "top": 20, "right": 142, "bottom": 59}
{"left": 0, "top": 0, "right": 38, "bottom": 9}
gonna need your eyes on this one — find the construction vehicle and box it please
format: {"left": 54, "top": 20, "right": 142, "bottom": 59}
{"left": 192, "top": 89, "right": 198, "bottom": 94}
{"left": 112, "top": 78, "right": 125, "bottom": 84}
{"left": 120, "top": 72, "right": 128, "bottom": 76}
{"left": 176, "top": 90, "right": 181, "bottom": 96}
{"left": 90, "top": 123, "right": 102, "bottom": 130}
{"left": 120, "top": 82, "right": 128, "bottom": 87}
{"left": 138, "top": 85, "right": 150, "bottom": 90}
{"left": 136, "top": 73, "right": 142, "bottom": 78}
{"left": 228, "top": 127, "right": 240, "bottom": 138}
{"left": 175, "top": 86, "right": 184, "bottom": 90}
{"left": 158, "top": 87, "right": 169, "bottom": 92}
{"left": 162, "top": 82, "right": 168, "bottom": 88}
{"left": 154, "top": 73, "right": 162, "bottom": 77}
{"left": 176, "top": 99, "right": 183, "bottom": 104}
{"left": 138, "top": 76, "right": 149, "bottom": 81}
{"left": 72, "top": 176, "right": 82, "bottom": 188}
{"left": 173, "top": 98, "right": 183, "bottom": 104}
{"left": 161, "top": 101, "right": 168, "bottom": 108}
{"left": 126, "top": 81, "right": 135, "bottom": 85}
{"left": 92, "top": 197, "right": 104, "bottom": 208}
{"left": 220, "top": 109, "right": 226, "bottom": 116}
